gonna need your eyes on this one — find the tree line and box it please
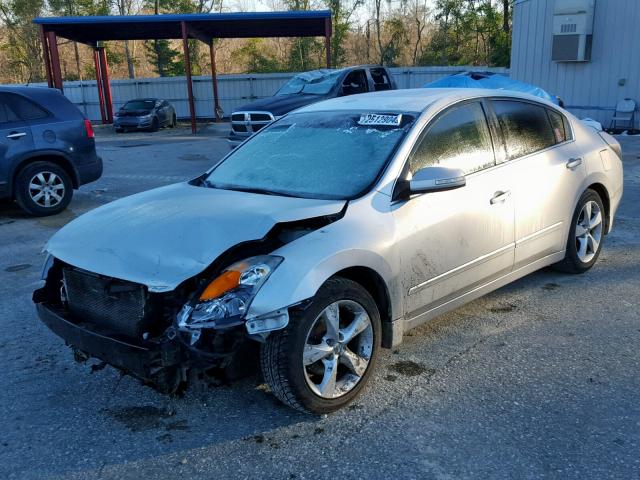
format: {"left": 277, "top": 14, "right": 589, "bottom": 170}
{"left": 0, "top": 0, "right": 512, "bottom": 84}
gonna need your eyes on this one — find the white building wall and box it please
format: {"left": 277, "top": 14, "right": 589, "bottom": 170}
{"left": 511, "top": 0, "right": 640, "bottom": 126}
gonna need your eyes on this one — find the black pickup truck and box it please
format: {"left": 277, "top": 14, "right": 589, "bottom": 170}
{"left": 228, "top": 65, "right": 397, "bottom": 147}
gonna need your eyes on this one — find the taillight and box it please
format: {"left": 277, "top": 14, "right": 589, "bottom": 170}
{"left": 84, "top": 119, "right": 95, "bottom": 139}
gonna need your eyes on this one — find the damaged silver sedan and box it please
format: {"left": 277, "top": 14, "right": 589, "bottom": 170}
{"left": 34, "top": 89, "right": 623, "bottom": 413}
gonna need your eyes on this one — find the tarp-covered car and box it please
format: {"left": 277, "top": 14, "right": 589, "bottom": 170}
{"left": 424, "top": 71, "right": 561, "bottom": 105}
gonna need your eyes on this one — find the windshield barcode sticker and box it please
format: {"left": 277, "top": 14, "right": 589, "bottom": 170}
{"left": 358, "top": 113, "right": 402, "bottom": 126}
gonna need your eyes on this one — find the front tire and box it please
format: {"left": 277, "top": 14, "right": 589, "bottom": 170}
{"left": 169, "top": 114, "right": 177, "bottom": 128}
{"left": 14, "top": 162, "right": 73, "bottom": 216}
{"left": 553, "top": 189, "right": 605, "bottom": 274}
{"left": 261, "top": 277, "right": 381, "bottom": 414}
{"left": 150, "top": 117, "right": 159, "bottom": 132}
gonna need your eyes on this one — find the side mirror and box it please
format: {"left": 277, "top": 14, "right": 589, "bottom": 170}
{"left": 409, "top": 166, "right": 466, "bottom": 194}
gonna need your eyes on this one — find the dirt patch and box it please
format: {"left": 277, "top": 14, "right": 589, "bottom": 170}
{"left": 180, "top": 153, "right": 209, "bottom": 162}
{"left": 4, "top": 264, "right": 31, "bottom": 272}
{"left": 488, "top": 303, "right": 518, "bottom": 313}
{"left": 389, "top": 361, "right": 434, "bottom": 377}
{"left": 103, "top": 405, "right": 186, "bottom": 433}
{"left": 36, "top": 209, "right": 77, "bottom": 229}
{"left": 542, "top": 283, "right": 560, "bottom": 291}
{"left": 156, "top": 433, "right": 173, "bottom": 444}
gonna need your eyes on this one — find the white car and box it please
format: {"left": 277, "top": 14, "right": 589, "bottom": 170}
{"left": 34, "top": 89, "right": 623, "bottom": 414}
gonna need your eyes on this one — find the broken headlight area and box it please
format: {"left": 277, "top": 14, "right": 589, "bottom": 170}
{"left": 33, "top": 258, "right": 258, "bottom": 393}
{"left": 177, "top": 255, "right": 283, "bottom": 345}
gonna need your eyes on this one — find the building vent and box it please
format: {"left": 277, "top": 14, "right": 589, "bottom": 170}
{"left": 552, "top": 0, "right": 595, "bottom": 62}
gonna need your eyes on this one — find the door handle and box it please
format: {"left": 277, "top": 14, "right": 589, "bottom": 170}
{"left": 566, "top": 157, "right": 583, "bottom": 169}
{"left": 490, "top": 190, "right": 511, "bottom": 205}
{"left": 6, "top": 132, "right": 26, "bottom": 139}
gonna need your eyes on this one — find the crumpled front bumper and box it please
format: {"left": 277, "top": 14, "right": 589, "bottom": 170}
{"left": 35, "top": 303, "right": 180, "bottom": 384}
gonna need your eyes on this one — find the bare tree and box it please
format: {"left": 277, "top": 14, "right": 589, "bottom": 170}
{"left": 112, "top": 0, "right": 142, "bottom": 78}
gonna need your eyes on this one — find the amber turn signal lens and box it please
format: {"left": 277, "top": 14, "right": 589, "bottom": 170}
{"left": 199, "top": 270, "right": 241, "bottom": 301}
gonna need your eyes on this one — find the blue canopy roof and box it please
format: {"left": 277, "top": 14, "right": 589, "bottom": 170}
{"left": 33, "top": 11, "right": 332, "bottom": 44}
{"left": 424, "top": 71, "right": 558, "bottom": 104}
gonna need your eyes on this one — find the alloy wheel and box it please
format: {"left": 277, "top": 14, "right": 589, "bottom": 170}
{"left": 28, "top": 171, "right": 65, "bottom": 208}
{"left": 575, "top": 200, "right": 603, "bottom": 263}
{"left": 303, "top": 300, "right": 373, "bottom": 399}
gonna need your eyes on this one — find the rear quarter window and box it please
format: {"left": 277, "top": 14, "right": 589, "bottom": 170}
{"left": 493, "top": 100, "right": 556, "bottom": 159}
{"left": 0, "top": 97, "right": 20, "bottom": 124}
{"left": 547, "top": 108, "right": 573, "bottom": 143}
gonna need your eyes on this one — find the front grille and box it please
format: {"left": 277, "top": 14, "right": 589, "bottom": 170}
{"left": 250, "top": 113, "right": 272, "bottom": 122}
{"left": 63, "top": 267, "right": 149, "bottom": 338}
{"left": 230, "top": 111, "right": 274, "bottom": 136}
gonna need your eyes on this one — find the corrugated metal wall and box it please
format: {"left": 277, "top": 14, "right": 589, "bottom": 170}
{"left": 511, "top": 0, "right": 640, "bottom": 126}
{"left": 10, "top": 66, "right": 509, "bottom": 122}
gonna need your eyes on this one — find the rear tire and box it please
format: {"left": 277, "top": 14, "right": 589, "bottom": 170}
{"left": 261, "top": 277, "right": 381, "bottom": 414}
{"left": 169, "top": 114, "right": 177, "bottom": 128}
{"left": 553, "top": 189, "right": 605, "bottom": 274}
{"left": 14, "top": 161, "right": 73, "bottom": 216}
{"left": 115, "top": 128, "right": 124, "bottom": 133}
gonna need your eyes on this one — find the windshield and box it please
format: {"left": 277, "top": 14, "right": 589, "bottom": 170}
{"left": 122, "top": 100, "right": 155, "bottom": 111}
{"left": 204, "top": 111, "right": 415, "bottom": 200}
{"left": 276, "top": 70, "right": 343, "bottom": 96}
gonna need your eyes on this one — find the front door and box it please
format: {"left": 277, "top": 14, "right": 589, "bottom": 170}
{"left": 392, "top": 101, "right": 515, "bottom": 321}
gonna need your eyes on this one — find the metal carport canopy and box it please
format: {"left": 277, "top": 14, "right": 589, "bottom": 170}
{"left": 33, "top": 11, "right": 333, "bottom": 133}
{"left": 32, "top": 11, "right": 332, "bottom": 44}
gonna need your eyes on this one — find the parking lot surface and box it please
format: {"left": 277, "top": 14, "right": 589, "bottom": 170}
{"left": 1, "top": 128, "right": 638, "bottom": 479}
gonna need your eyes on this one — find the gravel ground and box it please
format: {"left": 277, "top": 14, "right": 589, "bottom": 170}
{"left": 0, "top": 129, "right": 638, "bottom": 480}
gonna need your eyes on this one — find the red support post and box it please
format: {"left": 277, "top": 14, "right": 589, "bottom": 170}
{"left": 94, "top": 49, "right": 107, "bottom": 124}
{"left": 181, "top": 21, "right": 197, "bottom": 134}
{"left": 46, "top": 31, "right": 63, "bottom": 92}
{"left": 97, "top": 47, "right": 114, "bottom": 124}
{"left": 209, "top": 41, "right": 221, "bottom": 122}
{"left": 39, "top": 26, "right": 53, "bottom": 88}
{"left": 325, "top": 17, "right": 332, "bottom": 68}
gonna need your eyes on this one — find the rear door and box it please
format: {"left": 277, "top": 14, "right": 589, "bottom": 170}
{"left": 0, "top": 93, "right": 34, "bottom": 196}
{"left": 490, "top": 99, "right": 585, "bottom": 267}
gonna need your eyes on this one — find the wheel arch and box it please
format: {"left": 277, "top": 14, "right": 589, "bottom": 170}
{"left": 586, "top": 182, "right": 611, "bottom": 233}
{"left": 331, "top": 266, "right": 394, "bottom": 348}
{"left": 11, "top": 152, "right": 79, "bottom": 196}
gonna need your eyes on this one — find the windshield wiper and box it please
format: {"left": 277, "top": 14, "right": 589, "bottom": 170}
{"left": 204, "top": 181, "right": 300, "bottom": 198}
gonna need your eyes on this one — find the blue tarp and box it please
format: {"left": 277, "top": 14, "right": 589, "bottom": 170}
{"left": 424, "top": 71, "right": 559, "bottom": 104}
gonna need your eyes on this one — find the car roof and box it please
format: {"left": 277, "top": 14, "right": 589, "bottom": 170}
{"left": 297, "top": 88, "right": 560, "bottom": 114}
{"left": 0, "top": 85, "right": 63, "bottom": 99}
{"left": 0, "top": 85, "right": 83, "bottom": 119}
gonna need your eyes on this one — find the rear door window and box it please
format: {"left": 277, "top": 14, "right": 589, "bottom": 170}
{"left": 370, "top": 68, "right": 392, "bottom": 91}
{"left": 492, "top": 100, "right": 556, "bottom": 159}
{"left": 409, "top": 101, "right": 495, "bottom": 175}
{"left": 4, "top": 93, "right": 49, "bottom": 121}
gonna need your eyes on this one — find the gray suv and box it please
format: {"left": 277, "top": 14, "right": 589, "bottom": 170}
{"left": 0, "top": 87, "right": 102, "bottom": 216}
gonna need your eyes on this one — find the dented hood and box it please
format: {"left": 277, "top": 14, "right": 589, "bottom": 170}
{"left": 46, "top": 183, "right": 345, "bottom": 291}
